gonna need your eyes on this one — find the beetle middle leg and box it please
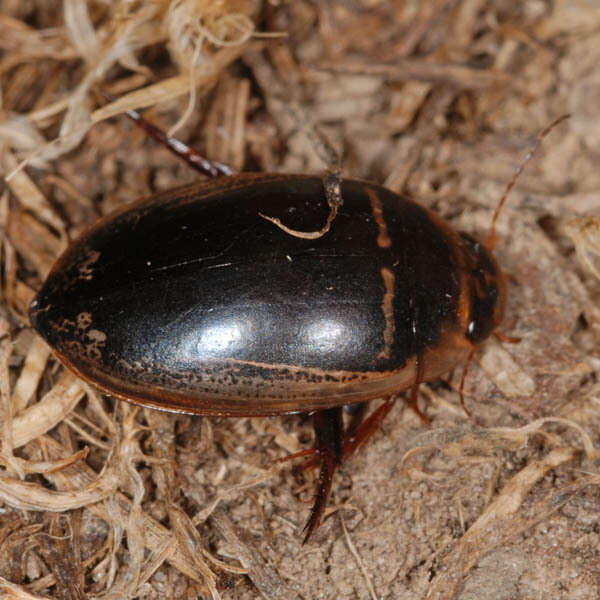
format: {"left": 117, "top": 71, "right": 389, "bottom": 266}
{"left": 339, "top": 396, "right": 398, "bottom": 465}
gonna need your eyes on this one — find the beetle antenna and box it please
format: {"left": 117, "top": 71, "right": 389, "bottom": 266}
{"left": 486, "top": 114, "right": 570, "bottom": 252}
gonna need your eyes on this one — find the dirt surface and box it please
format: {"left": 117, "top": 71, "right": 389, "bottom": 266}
{"left": 0, "top": 1, "right": 599, "bottom": 599}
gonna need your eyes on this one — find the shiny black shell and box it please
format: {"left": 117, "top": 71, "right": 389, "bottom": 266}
{"left": 30, "top": 173, "right": 485, "bottom": 416}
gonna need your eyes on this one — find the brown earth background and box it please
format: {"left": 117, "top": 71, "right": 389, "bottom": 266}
{"left": 0, "top": 1, "right": 599, "bottom": 598}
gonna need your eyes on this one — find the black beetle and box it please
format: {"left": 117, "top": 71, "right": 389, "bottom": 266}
{"left": 28, "top": 108, "right": 565, "bottom": 541}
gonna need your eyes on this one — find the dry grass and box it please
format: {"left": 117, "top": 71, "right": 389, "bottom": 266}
{"left": 0, "top": 0, "right": 600, "bottom": 598}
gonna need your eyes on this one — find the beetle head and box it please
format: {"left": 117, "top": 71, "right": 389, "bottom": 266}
{"left": 459, "top": 232, "right": 507, "bottom": 345}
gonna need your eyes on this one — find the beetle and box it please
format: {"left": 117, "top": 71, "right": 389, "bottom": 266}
{"left": 28, "top": 105, "right": 566, "bottom": 542}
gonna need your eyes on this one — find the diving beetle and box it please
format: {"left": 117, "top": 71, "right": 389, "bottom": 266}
{"left": 28, "top": 104, "right": 567, "bottom": 541}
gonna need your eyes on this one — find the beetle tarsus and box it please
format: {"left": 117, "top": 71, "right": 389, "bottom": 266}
{"left": 493, "top": 331, "right": 521, "bottom": 344}
{"left": 302, "top": 449, "right": 337, "bottom": 544}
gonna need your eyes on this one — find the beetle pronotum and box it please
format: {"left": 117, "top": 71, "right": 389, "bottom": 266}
{"left": 28, "top": 99, "right": 568, "bottom": 541}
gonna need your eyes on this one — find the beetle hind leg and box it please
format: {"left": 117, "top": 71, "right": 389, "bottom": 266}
{"left": 118, "top": 103, "right": 236, "bottom": 178}
{"left": 302, "top": 407, "right": 344, "bottom": 543}
{"left": 302, "top": 396, "right": 400, "bottom": 541}
{"left": 301, "top": 357, "right": 428, "bottom": 542}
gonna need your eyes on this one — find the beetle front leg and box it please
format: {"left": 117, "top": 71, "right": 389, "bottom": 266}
{"left": 403, "top": 354, "right": 429, "bottom": 426}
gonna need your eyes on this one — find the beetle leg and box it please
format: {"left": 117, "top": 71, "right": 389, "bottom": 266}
{"left": 404, "top": 354, "right": 430, "bottom": 426}
{"left": 302, "top": 407, "right": 344, "bottom": 543}
{"left": 341, "top": 356, "right": 430, "bottom": 463}
{"left": 122, "top": 107, "right": 237, "bottom": 178}
{"left": 275, "top": 447, "right": 319, "bottom": 464}
{"left": 344, "top": 402, "right": 369, "bottom": 439}
{"left": 494, "top": 330, "right": 521, "bottom": 344}
{"left": 341, "top": 396, "right": 397, "bottom": 463}
{"left": 458, "top": 348, "right": 476, "bottom": 419}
